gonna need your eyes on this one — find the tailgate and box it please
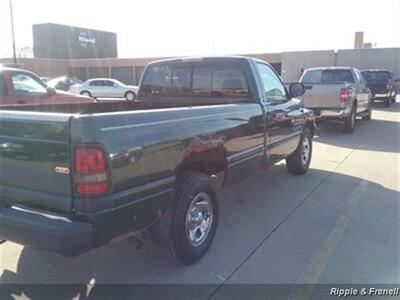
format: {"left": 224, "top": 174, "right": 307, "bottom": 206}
{"left": 302, "top": 84, "right": 343, "bottom": 109}
{"left": 0, "top": 110, "right": 73, "bottom": 212}
{"left": 369, "top": 82, "right": 388, "bottom": 94}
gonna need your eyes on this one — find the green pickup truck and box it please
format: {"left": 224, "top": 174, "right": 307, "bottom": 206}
{"left": 0, "top": 57, "right": 315, "bottom": 264}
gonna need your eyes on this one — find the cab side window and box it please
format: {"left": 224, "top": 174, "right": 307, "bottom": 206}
{"left": 256, "top": 63, "right": 287, "bottom": 102}
{"left": 11, "top": 72, "right": 47, "bottom": 96}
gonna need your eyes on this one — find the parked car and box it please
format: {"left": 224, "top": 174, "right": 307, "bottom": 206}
{"left": 69, "top": 78, "right": 138, "bottom": 100}
{"left": 0, "top": 67, "right": 96, "bottom": 106}
{"left": 300, "top": 67, "right": 372, "bottom": 133}
{"left": 0, "top": 56, "right": 315, "bottom": 264}
{"left": 47, "top": 75, "right": 82, "bottom": 91}
{"left": 361, "top": 69, "right": 396, "bottom": 106}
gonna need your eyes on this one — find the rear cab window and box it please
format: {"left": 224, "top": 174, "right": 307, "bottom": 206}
{"left": 361, "top": 71, "right": 391, "bottom": 83}
{"left": 0, "top": 73, "right": 6, "bottom": 96}
{"left": 302, "top": 69, "right": 354, "bottom": 84}
{"left": 139, "top": 61, "right": 251, "bottom": 102}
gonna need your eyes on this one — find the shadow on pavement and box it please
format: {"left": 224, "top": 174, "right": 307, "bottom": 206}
{"left": 1, "top": 166, "right": 398, "bottom": 299}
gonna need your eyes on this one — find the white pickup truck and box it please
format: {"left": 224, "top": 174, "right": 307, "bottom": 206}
{"left": 300, "top": 67, "right": 372, "bottom": 133}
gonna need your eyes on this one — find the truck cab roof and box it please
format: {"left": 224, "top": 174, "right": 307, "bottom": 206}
{"left": 147, "top": 56, "right": 258, "bottom": 66}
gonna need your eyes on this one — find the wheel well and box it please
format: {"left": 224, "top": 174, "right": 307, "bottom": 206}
{"left": 125, "top": 91, "right": 136, "bottom": 96}
{"left": 176, "top": 148, "right": 227, "bottom": 177}
{"left": 80, "top": 90, "right": 91, "bottom": 95}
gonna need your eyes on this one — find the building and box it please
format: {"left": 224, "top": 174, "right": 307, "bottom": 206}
{"left": 33, "top": 23, "right": 117, "bottom": 59}
{"left": 2, "top": 47, "right": 399, "bottom": 85}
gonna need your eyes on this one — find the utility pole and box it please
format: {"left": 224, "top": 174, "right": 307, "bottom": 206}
{"left": 10, "top": 0, "right": 17, "bottom": 65}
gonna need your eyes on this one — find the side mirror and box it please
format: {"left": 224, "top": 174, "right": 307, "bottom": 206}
{"left": 47, "top": 87, "right": 56, "bottom": 96}
{"left": 289, "top": 83, "right": 305, "bottom": 98}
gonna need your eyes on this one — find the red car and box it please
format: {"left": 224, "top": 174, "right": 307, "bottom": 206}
{"left": 0, "top": 67, "right": 95, "bottom": 106}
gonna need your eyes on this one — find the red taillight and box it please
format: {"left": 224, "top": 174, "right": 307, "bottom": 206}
{"left": 74, "top": 147, "right": 108, "bottom": 196}
{"left": 340, "top": 88, "right": 350, "bottom": 103}
{"left": 75, "top": 147, "right": 106, "bottom": 174}
{"left": 77, "top": 182, "right": 108, "bottom": 196}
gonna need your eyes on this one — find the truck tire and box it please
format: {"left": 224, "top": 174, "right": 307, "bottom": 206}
{"left": 362, "top": 105, "right": 372, "bottom": 121}
{"left": 343, "top": 106, "right": 356, "bottom": 133}
{"left": 157, "top": 172, "right": 219, "bottom": 265}
{"left": 362, "top": 112, "right": 371, "bottom": 121}
{"left": 286, "top": 127, "right": 312, "bottom": 175}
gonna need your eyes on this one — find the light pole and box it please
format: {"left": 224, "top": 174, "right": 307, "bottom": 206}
{"left": 10, "top": 0, "right": 17, "bottom": 65}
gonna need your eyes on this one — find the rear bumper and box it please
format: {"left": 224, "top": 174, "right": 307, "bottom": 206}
{"left": 311, "top": 106, "right": 351, "bottom": 119}
{"left": 0, "top": 206, "right": 93, "bottom": 257}
{"left": 372, "top": 92, "right": 394, "bottom": 99}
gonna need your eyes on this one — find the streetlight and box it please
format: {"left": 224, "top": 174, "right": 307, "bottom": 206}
{"left": 10, "top": 0, "right": 17, "bottom": 65}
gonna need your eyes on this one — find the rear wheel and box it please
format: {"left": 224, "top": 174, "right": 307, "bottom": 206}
{"left": 343, "top": 106, "right": 356, "bottom": 133}
{"left": 125, "top": 91, "right": 136, "bottom": 101}
{"left": 157, "top": 172, "right": 219, "bottom": 265}
{"left": 362, "top": 104, "right": 372, "bottom": 121}
{"left": 80, "top": 91, "right": 91, "bottom": 97}
{"left": 286, "top": 127, "right": 312, "bottom": 175}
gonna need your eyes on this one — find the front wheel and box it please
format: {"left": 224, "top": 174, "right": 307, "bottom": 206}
{"left": 158, "top": 172, "right": 219, "bottom": 265}
{"left": 286, "top": 127, "right": 312, "bottom": 175}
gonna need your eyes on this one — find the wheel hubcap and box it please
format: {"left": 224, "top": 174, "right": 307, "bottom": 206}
{"left": 186, "top": 192, "right": 213, "bottom": 247}
{"left": 127, "top": 93, "right": 134, "bottom": 100}
{"left": 301, "top": 137, "right": 310, "bottom": 165}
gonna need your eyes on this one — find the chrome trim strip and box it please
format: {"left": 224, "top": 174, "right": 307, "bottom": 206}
{"left": 227, "top": 144, "right": 264, "bottom": 163}
{"left": 88, "top": 188, "right": 174, "bottom": 215}
{"left": 266, "top": 131, "right": 302, "bottom": 149}
{"left": 228, "top": 152, "right": 263, "bottom": 168}
{"left": 110, "top": 176, "right": 176, "bottom": 200}
{"left": 226, "top": 130, "right": 302, "bottom": 168}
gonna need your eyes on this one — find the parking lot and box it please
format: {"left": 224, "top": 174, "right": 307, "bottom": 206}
{"left": 0, "top": 99, "right": 399, "bottom": 297}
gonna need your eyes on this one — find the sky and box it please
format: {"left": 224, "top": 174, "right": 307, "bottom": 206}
{"left": 1, "top": 0, "right": 400, "bottom": 58}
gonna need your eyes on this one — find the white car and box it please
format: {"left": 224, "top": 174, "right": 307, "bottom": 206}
{"left": 69, "top": 78, "right": 138, "bottom": 100}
